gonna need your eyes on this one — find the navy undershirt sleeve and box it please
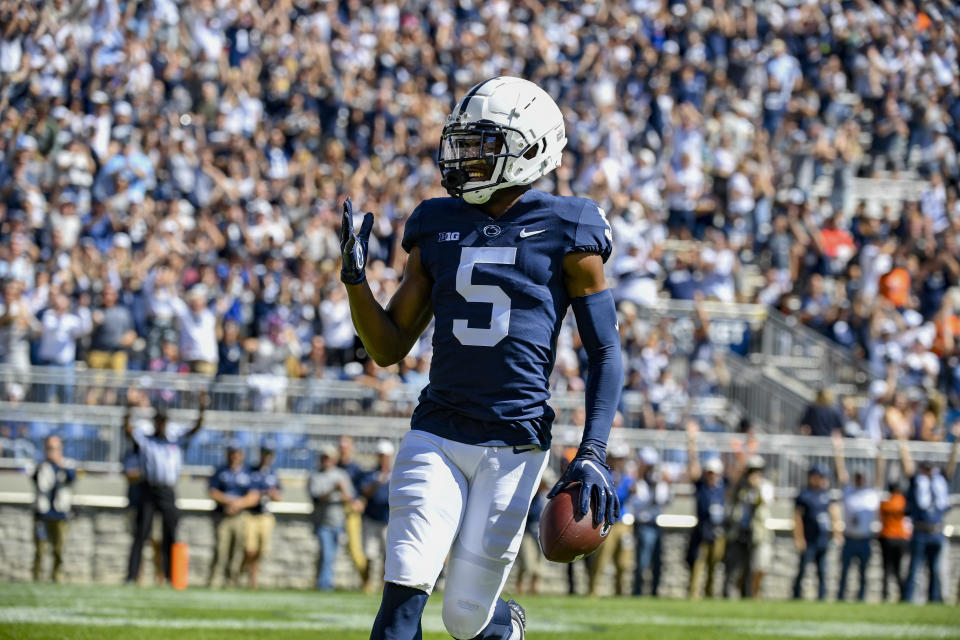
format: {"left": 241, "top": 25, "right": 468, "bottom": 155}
{"left": 570, "top": 288, "right": 623, "bottom": 454}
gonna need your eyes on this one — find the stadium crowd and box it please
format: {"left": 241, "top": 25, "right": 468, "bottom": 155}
{"left": 1, "top": 0, "right": 959, "bottom": 438}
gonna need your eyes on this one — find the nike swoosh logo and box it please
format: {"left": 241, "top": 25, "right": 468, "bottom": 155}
{"left": 519, "top": 228, "right": 546, "bottom": 238}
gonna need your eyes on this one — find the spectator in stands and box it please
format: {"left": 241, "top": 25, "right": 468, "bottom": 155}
{"left": 245, "top": 442, "right": 282, "bottom": 590}
{"left": 513, "top": 470, "right": 553, "bottom": 596}
{"left": 360, "top": 440, "right": 394, "bottom": 593}
{"left": 32, "top": 435, "right": 76, "bottom": 583}
{"left": 37, "top": 292, "right": 91, "bottom": 403}
{"left": 588, "top": 443, "right": 636, "bottom": 597}
{"left": 791, "top": 464, "right": 841, "bottom": 601}
{"left": 309, "top": 444, "right": 353, "bottom": 592}
{"left": 124, "top": 393, "right": 205, "bottom": 585}
{"left": 799, "top": 389, "right": 844, "bottom": 437}
{"left": 832, "top": 433, "right": 882, "bottom": 602}
{"left": 86, "top": 284, "right": 135, "bottom": 404}
{"left": 627, "top": 447, "right": 670, "bottom": 597}
{"left": 173, "top": 285, "right": 219, "bottom": 376}
{"left": 337, "top": 435, "right": 369, "bottom": 585}
{"left": 207, "top": 442, "right": 259, "bottom": 589}
{"left": 893, "top": 419, "right": 959, "bottom": 604}
{"left": 686, "top": 421, "right": 726, "bottom": 600}
{"left": 0, "top": 278, "right": 37, "bottom": 401}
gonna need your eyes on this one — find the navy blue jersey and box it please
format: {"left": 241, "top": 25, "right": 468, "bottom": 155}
{"left": 209, "top": 465, "right": 254, "bottom": 514}
{"left": 361, "top": 471, "right": 390, "bottom": 524}
{"left": 401, "top": 189, "right": 612, "bottom": 449}
{"left": 694, "top": 477, "right": 726, "bottom": 542}
{"left": 796, "top": 487, "right": 833, "bottom": 544}
{"left": 250, "top": 464, "right": 282, "bottom": 514}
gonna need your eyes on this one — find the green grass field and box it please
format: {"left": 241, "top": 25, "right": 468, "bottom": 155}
{"left": 0, "top": 583, "right": 958, "bottom": 640}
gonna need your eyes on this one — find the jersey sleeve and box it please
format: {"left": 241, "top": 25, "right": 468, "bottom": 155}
{"left": 400, "top": 203, "right": 425, "bottom": 254}
{"left": 567, "top": 199, "right": 613, "bottom": 262}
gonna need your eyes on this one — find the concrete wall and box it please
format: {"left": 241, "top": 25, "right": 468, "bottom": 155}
{"left": 3, "top": 503, "right": 957, "bottom": 603}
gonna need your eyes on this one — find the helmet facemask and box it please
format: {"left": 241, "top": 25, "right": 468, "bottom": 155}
{"left": 438, "top": 120, "right": 532, "bottom": 205}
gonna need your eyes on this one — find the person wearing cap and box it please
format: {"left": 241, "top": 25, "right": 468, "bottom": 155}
{"left": 587, "top": 443, "right": 637, "bottom": 597}
{"left": 893, "top": 418, "right": 959, "bottom": 604}
{"left": 124, "top": 392, "right": 207, "bottom": 585}
{"left": 686, "top": 420, "right": 727, "bottom": 599}
{"left": 208, "top": 441, "right": 260, "bottom": 588}
{"left": 791, "top": 462, "right": 841, "bottom": 600}
{"left": 360, "top": 440, "right": 395, "bottom": 593}
{"left": 724, "top": 452, "right": 773, "bottom": 599}
{"left": 244, "top": 442, "right": 283, "bottom": 589}
{"left": 309, "top": 444, "right": 354, "bottom": 591}
{"left": 832, "top": 433, "right": 883, "bottom": 601}
{"left": 626, "top": 446, "right": 670, "bottom": 597}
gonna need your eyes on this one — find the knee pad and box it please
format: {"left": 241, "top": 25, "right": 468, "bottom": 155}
{"left": 441, "top": 595, "right": 491, "bottom": 640}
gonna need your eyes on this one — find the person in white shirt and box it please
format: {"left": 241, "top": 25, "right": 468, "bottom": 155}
{"left": 171, "top": 285, "right": 218, "bottom": 375}
{"left": 37, "top": 292, "right": 91, "bottom": 403}
{"left": 832, "top": 433, "right": 882, "bottom": 601}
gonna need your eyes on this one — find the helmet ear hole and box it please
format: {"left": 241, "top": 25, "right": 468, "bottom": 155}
{"left": 523, "top": 140, "right": 542, "bottom": 160}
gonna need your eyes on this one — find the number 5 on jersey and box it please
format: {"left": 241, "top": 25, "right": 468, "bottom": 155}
{"left": 454, "top": 246, "right": 517, "bottom": 347}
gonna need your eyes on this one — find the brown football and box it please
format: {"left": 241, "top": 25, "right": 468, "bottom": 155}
{"left": 538, "top": 484, "right": 610, "bottom": 563}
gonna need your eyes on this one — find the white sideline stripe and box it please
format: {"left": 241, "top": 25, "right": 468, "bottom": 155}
{"left": 2, "top": 607, "right": 960, "bottom": 638}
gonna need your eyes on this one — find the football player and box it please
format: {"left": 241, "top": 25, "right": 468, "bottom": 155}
{"left": 340, "top": 76, "right": 623, "bottom": 640}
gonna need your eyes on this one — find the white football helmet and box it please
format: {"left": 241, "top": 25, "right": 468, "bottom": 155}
{"left": 438, "top": 76, "right": 567, "bottom": 205}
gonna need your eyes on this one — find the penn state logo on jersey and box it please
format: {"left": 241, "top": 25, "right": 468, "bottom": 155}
{"left": 482, "top": 224, "right": 502, "bottom": 238}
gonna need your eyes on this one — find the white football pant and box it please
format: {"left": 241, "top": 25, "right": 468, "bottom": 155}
{"left": 385, "top": 429, "right": 548, "bottom": 639}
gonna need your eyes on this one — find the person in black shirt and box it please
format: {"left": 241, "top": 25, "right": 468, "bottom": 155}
{"left": 799, "top": 389, "right": 844, "bottom": 437}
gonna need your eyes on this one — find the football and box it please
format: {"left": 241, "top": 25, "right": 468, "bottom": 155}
{"left": 538, "top": 484, "right": 611, "bottom": 563}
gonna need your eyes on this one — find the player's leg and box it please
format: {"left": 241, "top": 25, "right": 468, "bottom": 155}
{"left": 440, "top": 445, "right": 548, "bottom": 640}
{"left": 855, "top": 540, "right": 870, "bottom": 601}
{"left": 33, "top": 519, "right": 46, "bottom": 581}
{"left": 837, "top": 539, "right": 852, "bottom": 600}
{"left": 903, "top": 533, "right": 922, "bottom": 602}
{"left": 371, "top": 431, "right": 468, "bottom": 640}
{"left": 926, "top": 535, "right": 943, "bottom": 603}
{"left": 126, "top": 494, "right": 155, "bottom": 583}
{"left": 814, "top": 544, "right": 828, "bottom": 601}
{"left": 49, "top": 520, "right": 67, "bottom": 583}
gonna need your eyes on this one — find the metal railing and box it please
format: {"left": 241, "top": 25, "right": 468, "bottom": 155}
{"left": 723, "top": 352, "right": 813, "bottom": 434}
{"left": 2, "top": 401, "right": 957, "bottom": 495}
{"left": 758, "top": 309, "right": 872, "bottom": 392}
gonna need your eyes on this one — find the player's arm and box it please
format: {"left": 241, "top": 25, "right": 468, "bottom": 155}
{"left": 686, "top": 419, "right": 702, "bottom": 482}
{"left": 339, "top": 199, "right": 433, "bottom": 367}
{"left": 793, "top": 508, "right": 806, "bottom": 552}
{"left": 946, "top": 422, "right": 960, "bottom": 481}
{"left": 547, "top": 252, "right": 623, "bottom": 527}
{"left": 831, "top": 431, "right": 849, "bottom": 487}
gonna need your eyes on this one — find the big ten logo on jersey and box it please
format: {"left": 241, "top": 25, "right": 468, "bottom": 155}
{"left": 438, "top": 231, "right": 461, "bottom": 242}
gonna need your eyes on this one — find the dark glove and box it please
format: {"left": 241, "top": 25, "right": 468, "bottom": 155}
{"left": 547, "top": 444, "right": 620, "bottom": 527}
{"left": 339, "top": 198, "right": 374, "bottom": 285}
